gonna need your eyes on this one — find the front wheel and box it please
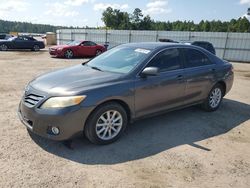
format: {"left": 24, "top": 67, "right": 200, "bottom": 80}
{"left": 202, "top": 84, "right": 224, "bottom": 112}
{"left": 64, "top": 50, "right": 74, "bottom": 59}
{"left": 84, "top": 102, "right": 128, "bottom": 145}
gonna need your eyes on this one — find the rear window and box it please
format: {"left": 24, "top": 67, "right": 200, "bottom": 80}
{"left": 182, "top": 48, "right": 212, "bottom": 68}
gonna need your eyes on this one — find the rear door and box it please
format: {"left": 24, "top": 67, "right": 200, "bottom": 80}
{"left": 181, "top": 48, "right": 216, "bottom": 105}
{"left": 134, "top": 48, "right": 186, "bottom": 117}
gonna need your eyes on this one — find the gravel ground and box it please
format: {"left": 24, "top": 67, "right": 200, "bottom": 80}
{"left": 0, "top": 49, "right": 250, "bottom": 188}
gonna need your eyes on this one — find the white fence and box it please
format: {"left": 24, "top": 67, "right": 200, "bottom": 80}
{"left": 57, "top": 29, "right": 250, "bottom": 62}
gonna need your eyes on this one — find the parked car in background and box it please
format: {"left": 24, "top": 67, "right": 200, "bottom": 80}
{"left": 0, "top": 36, "right": 45, "bottom": 51}
{"left": 183, "top": 41, "right": 216, "bottom": 55}
{"left": 0, "top": 34, "right": 14, "bottom": 41}
{"left": 49, "top": 40, "right": 106, "bottom": 59}
{"left": 18, "top": 42, "right": 234, "bottom": 145}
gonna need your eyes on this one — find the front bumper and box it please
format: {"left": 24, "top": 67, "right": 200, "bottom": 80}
{"left": 49, "top": 49, "right": 64, "bottom": 57}
{"left": 18, "top": 100, "right": 94, "bottom": 141}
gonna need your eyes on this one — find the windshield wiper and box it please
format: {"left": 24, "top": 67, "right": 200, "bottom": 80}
{"left": 90, "top": 66, "right": 103, "bottom": 72}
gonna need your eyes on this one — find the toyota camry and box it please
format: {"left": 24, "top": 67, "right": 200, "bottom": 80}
{"left": 18, "top": 42, "right": 234, "bottom": 145}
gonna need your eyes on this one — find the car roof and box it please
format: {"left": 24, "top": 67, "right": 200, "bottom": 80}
{"left": 121, "top": 42, "right": 190, "bottom": 50}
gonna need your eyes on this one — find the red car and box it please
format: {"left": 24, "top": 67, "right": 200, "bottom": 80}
{"left": 49, "top": 41, "right": 106, "bottom": 58}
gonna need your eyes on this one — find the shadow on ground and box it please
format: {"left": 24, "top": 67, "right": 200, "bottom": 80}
{"left": 30, "top": 99, "right": 250, "bottom": 165}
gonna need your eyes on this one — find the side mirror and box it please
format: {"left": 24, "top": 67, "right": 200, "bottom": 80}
{"left": 140, "top": 67, "right": 159, "bottom": 77}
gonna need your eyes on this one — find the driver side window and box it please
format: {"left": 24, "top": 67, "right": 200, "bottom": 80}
{"left": 82, "top": 41, "right": 96, "bottom": 46}
{"left": 147, "top": 48, "right": 182, "bottom": 72}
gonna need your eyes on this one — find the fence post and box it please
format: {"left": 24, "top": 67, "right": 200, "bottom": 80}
{"left": 105, "top": 28, "right": 108, "bottom": 43}
{"left": 156, "top": 30, "right": 159, "bottom": 42}
{"left": 71, "top": 30, "right": 73, "bottom": 41}
{"left": 129, "top": 30, "right": 132, "bottom": 43}
{"left": 188, "top": 31, "right": 191, "bottom": 41}
{"left": 85, "top": 29, "right": 88, "bottom": 40}
{"left": 222, "top": 32, "right": 229, "bottom": 59}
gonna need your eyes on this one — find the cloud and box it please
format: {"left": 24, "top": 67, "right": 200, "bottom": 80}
{"left": 45, "top": 2, "right": 79, "bottom": 17}
{"left": 144, "top": 0, "right": 172, "bottom": 15}
{"left": 0, "top": 0, "right": 30, "bottom": 12}
{"left": 240, "top": 0, "right": 250, "bottom": 5}
{"left": 64, "top": 0, "right": 89, "bottom": 6}
{"left": 93, "top": 3, "right": 129, "bottom": 11}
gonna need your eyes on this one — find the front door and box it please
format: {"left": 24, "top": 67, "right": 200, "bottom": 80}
{"left": 134, "top": 48, "right": 186, "bottom": 118}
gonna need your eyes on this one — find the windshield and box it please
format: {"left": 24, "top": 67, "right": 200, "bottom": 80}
{"left": 87, "top": 46, "right": 151, "bottom": 74}
{"left": 8, "top": 37, "right": 16, "bottom": 41}
{"left": 67, "top": 41, "right": 81, "bottom": 46}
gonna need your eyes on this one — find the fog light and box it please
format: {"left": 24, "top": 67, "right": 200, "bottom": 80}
{"left": 51, "top": 127, "right": 60, "bottom": 135}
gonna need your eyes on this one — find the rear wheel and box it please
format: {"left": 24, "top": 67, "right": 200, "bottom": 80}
{"left": 96, "top": 49, "right": 102, "bottom": 56}
{"left": 32, "top": 45, "right": 40, "bottom": 51}
{"left": 202, "top": 84, "right": 224, "bottom": 112}
{"left": 65, "top": 50, "right": 74, "bottom": 59}
{"left": 0, "top": 44, "right": 8, "bottom": 51}
{"left": 84, "top": 102, "right": 127, "bottom": 145}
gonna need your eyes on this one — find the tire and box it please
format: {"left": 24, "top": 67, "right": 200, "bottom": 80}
{"left": 64, "top": 50, "right": 74, "bottom": 59}
{"left": 96, "top": 49, "right": 102, "bottom": 56}
{"left": 84, "top": 102, "right": 128, "bottom": 145}
{"left": 202, "top": 84, "right": 224, "bottom": 112}
{"left": 32, "top": 45, "right": 40, "bottom": 52}
{"left": 0, "top": 44, "right": 8, "bottom": 51}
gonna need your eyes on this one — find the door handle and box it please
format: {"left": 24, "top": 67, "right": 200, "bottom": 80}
{"left": 210, "top": 68, "right": 216, "bottom": 72}
{"left": 177, "top": 75, "right": 183, "bottom": 80}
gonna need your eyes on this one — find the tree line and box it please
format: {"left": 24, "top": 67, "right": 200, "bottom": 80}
{"left": 102, "top": 7, "right": 250, "bottom": 32}
{"left": 0, "top": 8, "right": 249, "bottom": 34}
{"left": 0, "top": 20, "right": 79, "bottom": 34}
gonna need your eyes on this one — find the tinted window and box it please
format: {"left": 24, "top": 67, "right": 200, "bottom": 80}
{"left": 183, "top": 48, "right": 212, "bottom": 68}
{"left": 83, "top": 41, "right": 96, "bottom": 46}
{"left": 0, "top": 35, "right": 5, "bottom": 39}
{"left": 147, "top": 48, "right": 182, "bottom": 72}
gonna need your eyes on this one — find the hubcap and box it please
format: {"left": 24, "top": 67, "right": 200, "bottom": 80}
{"left": 95, "top": 110, "right": 123, "bottom": 140}
{"left": 209, "top": 88, "right": 222, "bottom": 108}
{"left": 65, "top": 50, "right": 73, "bottom": 58}
{"left": 96, "top": 50, "right": 102, "bottom": 56}
{"left": 34, "top": 45, "right": 39, "bottom": 51}
{"left": 1, "top": 45, "right": 7, "bottom": 51}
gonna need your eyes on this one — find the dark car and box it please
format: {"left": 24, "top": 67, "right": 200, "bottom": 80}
{"left": 0, "top": 36, "right": 45, "bottom": 51}
{"left": 184, "top": 41, "right": 216, "bottom": 55}
{"left": 49, "top": 40, "right": 106, "bottom": 59}
{"left": 0, "top": 33, "right": 13, "bottom": 40}
{"left": 18, "top": 42, "right": 234, "bottom": 145}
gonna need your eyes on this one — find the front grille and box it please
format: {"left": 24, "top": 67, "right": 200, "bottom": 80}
{"left": 24, "top": 94, "right": 44, "bottom": 107}
{"left": 49, "top": 48, "right": 56, "bottom": 52}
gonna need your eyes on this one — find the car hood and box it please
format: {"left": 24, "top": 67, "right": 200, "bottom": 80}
{"left": 50, "top": 45, "right": 69, "bottom": 49}
{"left": 30, "top": 64, "right": 122, "bottom": 95}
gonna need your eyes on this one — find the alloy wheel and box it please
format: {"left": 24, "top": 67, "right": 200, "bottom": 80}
{"left": 0, "top": 44, "right": 8, "bottom": 51}
{"left": 65, "top": 50, "right": 73, "bottom": 58}
{"left": 95, "top": 110, "right": 123, "bottom": 141}
{"left": 96, "top": 50, "right": 102, "bottom": 56}
{"left": 33, "top": 45, "right": 40, "bottom": 51}
{"left": 209, "top": 88, "right": 222, "bottom": 108}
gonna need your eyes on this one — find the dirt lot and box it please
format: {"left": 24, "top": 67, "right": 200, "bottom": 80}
{"left": 0, "top": 49, "right": 250, "bottom": 188}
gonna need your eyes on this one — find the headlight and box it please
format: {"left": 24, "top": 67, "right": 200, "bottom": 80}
{"left": 40, "top": 96, "right": 86, "bottom": 109}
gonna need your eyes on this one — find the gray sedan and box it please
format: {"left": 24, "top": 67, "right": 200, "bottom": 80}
{"left": 18, "top": 42, "right": 234, "bottom": 145}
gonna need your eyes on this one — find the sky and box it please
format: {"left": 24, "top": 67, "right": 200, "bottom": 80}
{"left": 0, "top": 0, "right": 249, "bottom": 27}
